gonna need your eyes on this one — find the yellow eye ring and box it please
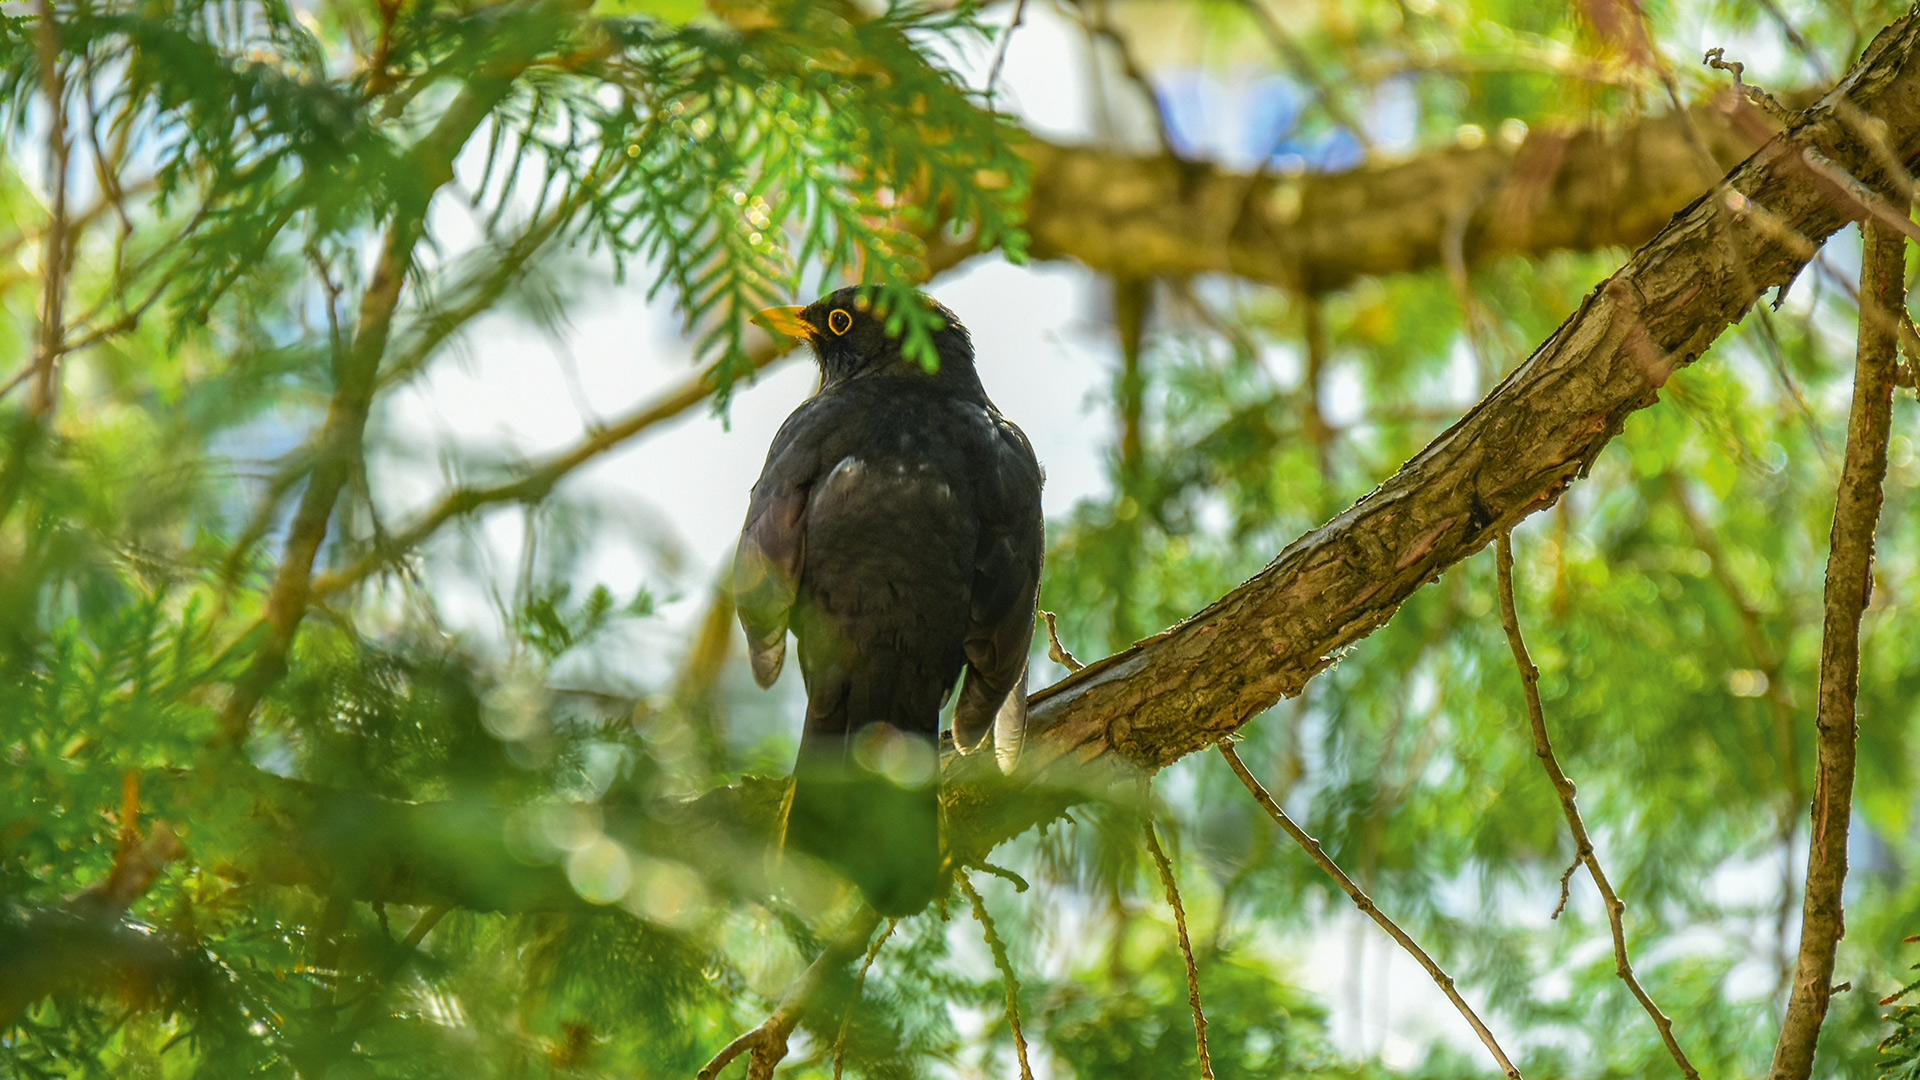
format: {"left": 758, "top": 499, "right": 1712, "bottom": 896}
{"left": 828, "top": 309, "right": 853, "bottom": 335}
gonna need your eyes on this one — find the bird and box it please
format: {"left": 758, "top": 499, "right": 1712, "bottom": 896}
{"left": 734, "top": 286, "right": 1044, "bottom": 916}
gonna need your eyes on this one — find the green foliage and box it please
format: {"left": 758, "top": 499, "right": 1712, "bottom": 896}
{"left": 6, "top": 0, "right": 1920, "bottom": 1077}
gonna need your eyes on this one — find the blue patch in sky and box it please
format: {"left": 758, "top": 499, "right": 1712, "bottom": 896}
{"left": 1154, "top": 68, "right": 1370, "bottom": 172}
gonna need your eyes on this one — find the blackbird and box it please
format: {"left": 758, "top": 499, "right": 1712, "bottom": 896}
{"left": 735, "top": 287, "right": 1044, "bottom": 915}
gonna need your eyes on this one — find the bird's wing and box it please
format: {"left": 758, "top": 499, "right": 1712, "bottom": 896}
{"left": 953, "top": 412, "right": 1045, "bottom": 769}
{"left": 734, "top": 405, "right": 828, "bottom": 688}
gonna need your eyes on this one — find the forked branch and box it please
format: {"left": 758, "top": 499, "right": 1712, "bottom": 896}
{"left": 1495, "top": 533, "right": 1698, "bottom": 1079}
{"left": 697, "top": 906, "right": 883, "bottom": 1080}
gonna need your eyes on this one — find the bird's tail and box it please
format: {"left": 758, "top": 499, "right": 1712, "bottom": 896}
{"left": 782, "top": 645, "right": 945, "bottom": 916}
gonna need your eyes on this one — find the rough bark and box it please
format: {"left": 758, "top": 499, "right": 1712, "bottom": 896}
{"left": 1018, "top": 89, "right": 1799, "bottom": 293}
{"left": 1767, "top": 218, "right": 1903, "bottom": 1080}
{"left": 977, "top": 10, "right": 1920, "bottom": 817}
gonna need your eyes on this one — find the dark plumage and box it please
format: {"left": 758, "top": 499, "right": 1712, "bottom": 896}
{"left": 734, "top": 287, "right": 1044, "bottom": 915}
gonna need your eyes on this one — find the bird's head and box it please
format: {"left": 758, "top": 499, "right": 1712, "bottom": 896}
{"left": 754, "top": 287, "right": 978, "bottom": 389}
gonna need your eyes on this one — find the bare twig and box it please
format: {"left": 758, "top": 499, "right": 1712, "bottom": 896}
{"left": 1768, "top": 219, "right": 1900, "bottom": 1080}
{"left": 1495, "top": 533, "right": 1699, "bottom": 1079}
{"left": 310, "top": 339, "right": 789, "bottom": 599}
{"left": 983, "top": 0, "right": 1029, "bottom": 101}
{"left": 1076, "top": 0, "right": 1180, "bottom": 158}
{"left": 1228, "top": 0, "right": 1373, "bottom": 151}
{"left": 1218, "top": 741, "right": 1521, "bottom": 1079}
{"left": 1143, "top": 816, "right": 1212, "bottom": 1080}
{"left": 1551, "top": 853, "right": 1580, "bottom": 921}
{"left": 698, "top": 906, "right": 884, "bottom": 1080}
{"left": 831, "top": 918, "right": 897, "bottom": 1080}
{"left": 958, "top": 873, "right": 1033, "bottom": 1080}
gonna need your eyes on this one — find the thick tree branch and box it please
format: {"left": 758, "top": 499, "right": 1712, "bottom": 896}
{"left": 1768, "top": 217, "right": 1902, "bottom": 1080}
{"left": 984, "top": 9, "right": 1920, "bottom": 806}
{"left": 210, "top": 7, "right": 1920, "bottom": 921}
{"left": 1017, "top": 88, "right": 1799, "bottom": 293}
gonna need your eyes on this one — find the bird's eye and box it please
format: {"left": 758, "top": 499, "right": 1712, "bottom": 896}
{"left": 828, "top": 309, "right": 853, "bottom": 335}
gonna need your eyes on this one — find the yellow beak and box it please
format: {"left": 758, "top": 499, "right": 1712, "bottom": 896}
{"left": 752, "top": 305, "right": 815, "bottom": 338}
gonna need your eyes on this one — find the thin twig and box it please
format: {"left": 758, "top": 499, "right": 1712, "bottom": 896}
{"left": 1495, "top": 533, "right": 1699, "bottom": 1079}
{"left": 1076, "top": 0, "right": 1180, "bottom": 158}
{"left": 1551, "top": 853, "right": 1580, "bottom": 920}
{"left": 831, "top": 918, "right": 897, "bottom": 1080}
{"left": 0, "top": 0, "right": 74, "bottom": 522}
{"left": 1227, "top": 0, "right": 1373, "bottom": 151}
{"left": 958, "top": 873, "right": 1033, "bottom": 1080}
{"left": 699, "top": 906, "right": 884, "bottom": 1080}
{"left": 1218, "top": 741, "right": 1522, "bottom": 1080}
{"left": 983, "top": 0, "right": 1029, "bottom": 102}
{"left": 1767, "top": 218, "right": 1900, "bottom": 1080}
{"left": 1143, "top": 816, "right": 1212, "bottom": 1080}
{"left": 310, "top": 339, "right": 789, "bottom": 599}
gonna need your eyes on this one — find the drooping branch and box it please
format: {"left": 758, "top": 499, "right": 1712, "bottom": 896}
{"left": 1767, "top": 217, "right": 1903, "bottom": 1080}
{"left": 959, "top": 873, "right": 1034, "bottom": 1080}
{"left": 1495, "top": 533, "right": 1697, "bottom": 1079}
{"left": 1219, "top": 742, "right": 1522, "bottom": 1080}
{"left": 1142, "top": 816, "right": 1212, "bottom": 1080}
